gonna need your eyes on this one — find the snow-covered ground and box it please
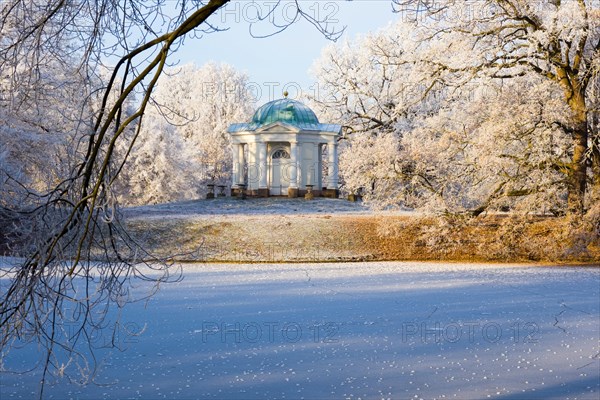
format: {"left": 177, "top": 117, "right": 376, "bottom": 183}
{"left": 2, "top": 262, "right": 599, "bottom": 399}
{"left": 123, "top": 197, "right": 414, "bottom": 219}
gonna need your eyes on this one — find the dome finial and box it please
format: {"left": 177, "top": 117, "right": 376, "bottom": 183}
{"left": 283, "top": 90, "right": 289, "bottom": 98}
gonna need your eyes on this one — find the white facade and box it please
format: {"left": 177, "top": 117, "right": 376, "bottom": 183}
{"left": 228, "top": 98, "right": 342, "bottom": 197}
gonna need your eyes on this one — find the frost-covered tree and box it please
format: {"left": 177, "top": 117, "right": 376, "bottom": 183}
{"left": 401, "top": 76, "right": 573, "bottom": 214}
{"left": 0, "top": 24, "right": 97, "bottom": 200}
{"left": 309, "top": 24, "right": 438, "bottom": 206}
{"left": 312, "top": 1, "right": 599, "bottom": 214}
{"left": 392, "top": 0, "right": 600, "bottom": 214}
{"left": 337, "top": 131, "right": 406, "bottom": 206}
{"left": 118, "top": 63, "right": 254, "bottom": 205}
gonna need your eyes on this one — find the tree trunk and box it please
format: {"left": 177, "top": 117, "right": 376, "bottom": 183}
{"left": 567, "top": 96, "right": 588, "bottom": 215}
{"left": 591, "top": 112, "right": 600, "bottom": 191}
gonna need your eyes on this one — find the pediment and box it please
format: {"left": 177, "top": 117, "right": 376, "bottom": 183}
{"left": 255, "top": 122, "right": 300, "bottom": 134}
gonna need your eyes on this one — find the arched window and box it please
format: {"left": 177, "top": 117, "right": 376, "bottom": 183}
{"left": 272, "top": 149, "right": 290, "bottom": 159}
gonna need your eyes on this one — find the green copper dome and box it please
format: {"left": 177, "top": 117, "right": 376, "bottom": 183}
{"left": 251, "top": 98, "right": 320, "bottom": 127}
{"left": 227, "top": 97, "right": 342, "bottom": 134}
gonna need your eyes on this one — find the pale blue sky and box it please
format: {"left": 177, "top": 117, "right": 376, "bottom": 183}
{"left": 172, "top": 1, "right": 398, "bottom": 104}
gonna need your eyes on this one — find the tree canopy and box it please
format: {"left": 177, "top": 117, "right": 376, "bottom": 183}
{"left": 312, "top": 0, "right": 599, "bottom": 214}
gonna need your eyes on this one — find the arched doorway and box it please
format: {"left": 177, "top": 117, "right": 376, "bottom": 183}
{"left": 269, "top": 148, "right": 291, "bottom": 195}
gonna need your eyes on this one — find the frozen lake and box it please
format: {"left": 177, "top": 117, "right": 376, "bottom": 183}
{"left": 2, "top": 262, "right": 599, "bottom": 399}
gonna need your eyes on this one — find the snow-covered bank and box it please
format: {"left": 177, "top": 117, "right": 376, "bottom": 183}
{"left": 2, "top": 262, "right": 599, "bottom": 399}
{"left": 121, "top": 199, "right": 600, "bottom": 263}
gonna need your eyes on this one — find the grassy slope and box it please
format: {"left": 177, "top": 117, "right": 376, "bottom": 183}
{"left": 125, "top": 213, "right": 600, "bottom": 264}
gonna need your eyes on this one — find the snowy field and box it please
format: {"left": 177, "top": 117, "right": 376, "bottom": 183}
{"left": 123, "top": 197, "right": 413, "bottom": 219}
{"left": 2, "top": 262, "right": 599, "bottom": 399}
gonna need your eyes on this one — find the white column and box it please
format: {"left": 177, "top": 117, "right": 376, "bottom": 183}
{"left": 289, "top": 141, "right": 299, "bottom": 188}
{"left": 246, "top": 142, "right": 258, "bottom": 189}
{"left": 238, "top": 143, "right": 246, "bottom": 185}
{"left": 317, "top": 143, "right": 323, "bottom": 188}
{"left": 232, "top": 143, "right": 240, "bottom": 187}
{"left": 258, "top": 142, "right": 268, "bottom": 189}
{"left": 309, "top": 142, "right": 320, "bottom": 186}
{"left": 328, "top": 140, "right": 338, "bottom": 188}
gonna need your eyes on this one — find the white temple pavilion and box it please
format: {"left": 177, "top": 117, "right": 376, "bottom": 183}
{"left": 227, "top": 95, "right": 342, "bottom": 198}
